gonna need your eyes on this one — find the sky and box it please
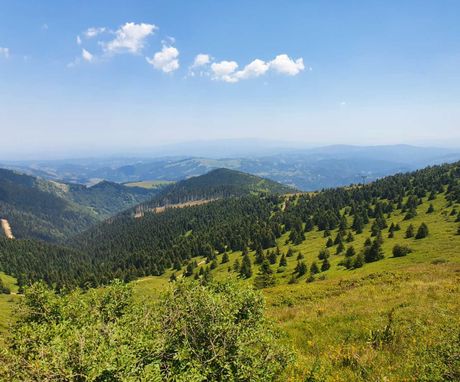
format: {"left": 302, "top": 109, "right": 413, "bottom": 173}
{"left": 1, "top": 0, "right": 460, "bottom": 158}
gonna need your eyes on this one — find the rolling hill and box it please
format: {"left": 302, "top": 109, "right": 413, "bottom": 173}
{"left": 0, "top": 168, "right": 159, "bottom": 241}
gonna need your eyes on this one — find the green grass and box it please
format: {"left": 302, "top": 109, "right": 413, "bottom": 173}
{"left": 0, "top": 272, "right": 19, "bottom": 346}
{"left": 123, "top": 180, "right": 175, "bottom": 189}
{"left": 1, "top": 193, "right": 459, "bottom": 380}
{"left": 131, "top": 193, "right": 460, "bottom": 380}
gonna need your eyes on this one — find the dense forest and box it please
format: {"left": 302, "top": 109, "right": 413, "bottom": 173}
{"left": 0, "top": 168, "right": 158, "bottom": 241}
{"left": 0, "top": 161, "right": 459, "bottom": 289}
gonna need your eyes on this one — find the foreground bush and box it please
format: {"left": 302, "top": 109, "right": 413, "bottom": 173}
{"left": 0, "top": 278, "right": 291, "bottom": 381}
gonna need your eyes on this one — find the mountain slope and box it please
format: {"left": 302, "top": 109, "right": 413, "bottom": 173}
{"left": 0, "top": 168, "right": 158, "bottom": 241}
{"left": 145, "top": 168, "right": 295, "bottom": 207}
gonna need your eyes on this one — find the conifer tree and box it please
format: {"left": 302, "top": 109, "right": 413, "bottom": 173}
{"left": 254, "top": 260, "right": 276, "bottom": 289}
{"left": 345, "top": 246, "right": 356, "bottom": 258}
{"left": 426, "top": 204, "right": 435, "bottom": 214}
{"left": 321, "top": 258, "right": 331, "bottom": 272}
{"left": 310, "top": 261, "right": 319, "bottom": 275}
{"left": 415, "top": 222, "right": 429, "bottom": 239}
{"left": 279, "top": 254, "right": 287, "bottom": 267}
{"left": 405, "top": 224, "right": 415, "bottom": 238}
{"left": 353, "top": 253, "right": 364, "bottom": 268}
{"left": 326, "top": 238, "right": 334, "bottom": 248}
{"left": 221, "top": 252, "right": 230, "bottom": 264}
{"left": 239, "top": 254, "right": 252, "bottom": 278}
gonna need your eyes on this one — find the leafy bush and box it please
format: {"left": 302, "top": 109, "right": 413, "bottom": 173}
{"left": 0, "top": 279, "right": 292, "bottom": 381}
{"left": 392, "top": 244, "right": 413, "bottom": 257}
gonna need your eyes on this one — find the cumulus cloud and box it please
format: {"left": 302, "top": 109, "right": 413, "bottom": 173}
{"left": 208, "top": 54, "right": 305, "bottom": 83}
{"left": 210, "top": 60, "right": 239, "bottom": 82}
{"left": 82, "top": 48, "right": 93, "bottom": 62}
{"left": 146, "top": 45, "right": 179, "bottom": 73}
{"left": 234, "top": 59, "right": 270, "bottom": 80}
{"left": 0, "top": 47, "right": 9, "bottom": 58}
{"left": 105, "top": 22, "right": 157, "bottom": 54}
{"left": 192, "top": 53, "right": 211, "bottom": 68}
{"left": 84, "top": 27, "right": 106, "bottom": 38}
{"left": 269, "top": 54, "right": 305, "bottom": 75}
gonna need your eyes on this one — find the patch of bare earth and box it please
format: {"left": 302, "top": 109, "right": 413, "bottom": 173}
{"left": 1, "top": 219, "right": 14, "bottom": 239}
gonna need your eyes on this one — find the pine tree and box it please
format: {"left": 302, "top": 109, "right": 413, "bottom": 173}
{"left": 345, "top": 246, "right": 356, "bottom": 257}
{"left": 279, "top": 254, "right": 287, "bottom": 267}
{"left": 254, "top": 260, "right": 276, "bottom": 289}
{"left": 405, "top": 224, "right": 415, "bottom": 238}
{"left": 415, "top": 222, "right": 429, "bottom": 239}
{"left": 318, "top": 249, "right": 330, "bottom": 260}
{"left": 286, "top": 247, "right": 294, "bottom": 257}
{"left": 426, "top": 204, "right": 435, "bottom": 214}
{"left": 310, "top": 261, "right": 319, "bottom": 275}
{"left": 233, "top": 259, "right": 240, "bottom": 273}
{"left": 336, "top": 242, "right": 345, "bottom": 254}
{"left": 363, "top": 240, "right": 384, "bottom": 263}
{"left": 353, "top": 253, "right": 364, "bottom": 268}
{"left": 346, "top": 231, "right": 354, "bottom": 242}
{"left": 221, "top": 252, "right": 230, "bottom": 264}
{"left": 254, "top": 247, "right": 264, "bottom": 264}
{"left": 296, "top": 252, "right": 304, "bottom": 260}
{"left": 321, "top": 258, "right": 331, "bottom": 272}
{"left": 296, "top": 261, "right": 308, "bottom": 277}
{"left": 268, "top": 250, "right": 277, "bottom": 265}
{"left": 326, "top": 238, "right": 334, "bottom": 248}
{"left": 239, "top": 254, "right": 252, "bottom": 278}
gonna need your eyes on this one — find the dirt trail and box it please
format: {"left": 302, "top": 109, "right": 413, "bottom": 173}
{"left": 1, "top": 219, "right": 14, "bottom": 239}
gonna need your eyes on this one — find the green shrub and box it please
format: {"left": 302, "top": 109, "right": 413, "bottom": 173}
{"left": 392, "top": 244, "right": 412, "bottom": 257}
{"left": 0, "top": 279, "right": 292, "bottom": 381}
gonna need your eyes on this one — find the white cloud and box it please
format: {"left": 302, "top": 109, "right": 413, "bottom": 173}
{"left": 192, "top": 53, "right": 211, "bottom": 67}
{"left": 146, "top": 45, "right": 179, "bottom": 73}
{"left": 208, "top": 54, "right": 305, "bottom": 83}
{"left": 269, "top": 54, "right": 305, "bottom": 75}
{"left": 84, "top": 27, "right": 106, "bottom": 38}
{"left": 82, "top": 48, "right": 93, "bottom": 62}
{"left": 210, "top": 60, "right": 239, "bottom": 82}
{"left": 76, "top": 35, "right": 82, "bottom": 45}
{"left": 105, "top": 22, "right": 157, "bottom": 54}
{"left": 234, "top": 59, "right": 269, "bottom": 80}
{"left": 0, "top": 47, "right": 9, "bottom": 59}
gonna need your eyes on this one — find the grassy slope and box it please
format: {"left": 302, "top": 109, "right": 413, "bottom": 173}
{"left": 0, "top": 272, "right": 19, "bottom": 346}
{"left": 132, "top": 192, "right": 460, "bottom": 381}
{"left": 0, "top": 193, "right": 458, "bottom": 380}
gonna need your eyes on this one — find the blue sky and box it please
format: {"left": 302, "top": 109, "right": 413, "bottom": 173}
{"left": 1, "top": 0, "right": 460, "bottom": 158}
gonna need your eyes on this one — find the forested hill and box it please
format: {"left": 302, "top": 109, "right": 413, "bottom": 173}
{"left": 0, "top": 168, "right": 158, "bottom": 242}
{"left": 1, "top": 160, "right": 455, "bottom": 289}
{"left": 138, "top": 168, "right": 296, "bottom": 209}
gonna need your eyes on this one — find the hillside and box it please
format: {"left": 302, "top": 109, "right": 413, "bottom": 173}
{"left": 144, "top": 168, "right": 295, "bottom": 206}
{"left": 0, "top": 168, "right": 158, "bottom": 241}
{"left": 0, "top": 161, "right": 459, "bottom": 380}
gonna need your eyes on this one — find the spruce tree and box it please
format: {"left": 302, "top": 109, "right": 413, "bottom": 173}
{"left": 254, "top": 260, "right": 276, "bottom": 289}
{"left": 221, "top": 252, "right": 230, "bottom": 264}
{"left": 279, "top": 254, "right": 287, "bottom": 267}
{"left": 345, "top": 246, "right": 356, "bottom": 258}
{"left": 415, "top": 222, "right": 429, "bottom": 239}
{"left": 321, "top": 258, "right": 331, "bottom": 272}
{"left": 310, "top": 261, "right": 319, "bottom": 275}
{"left": 353, "top": 253, "right": 364, "bottom": 268}
{"left": 239, "top": 254, "right": 252, "bottom": 278}
{"left": 405, "top": 224, "right": 415, "bottom": 238}
{"left": 426, "top": 204, "right": 435, "bottom": 214}
{"left": 326, "top": 238, "right": 334, "bottom": 248}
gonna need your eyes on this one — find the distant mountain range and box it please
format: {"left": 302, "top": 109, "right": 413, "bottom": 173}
{"left": 1, "top": 144, "right": 460, "bottom": 191}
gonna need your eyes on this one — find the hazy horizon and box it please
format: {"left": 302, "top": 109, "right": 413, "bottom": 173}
{"left": 1, "top": 1, "right": 460, "bottom": 158}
